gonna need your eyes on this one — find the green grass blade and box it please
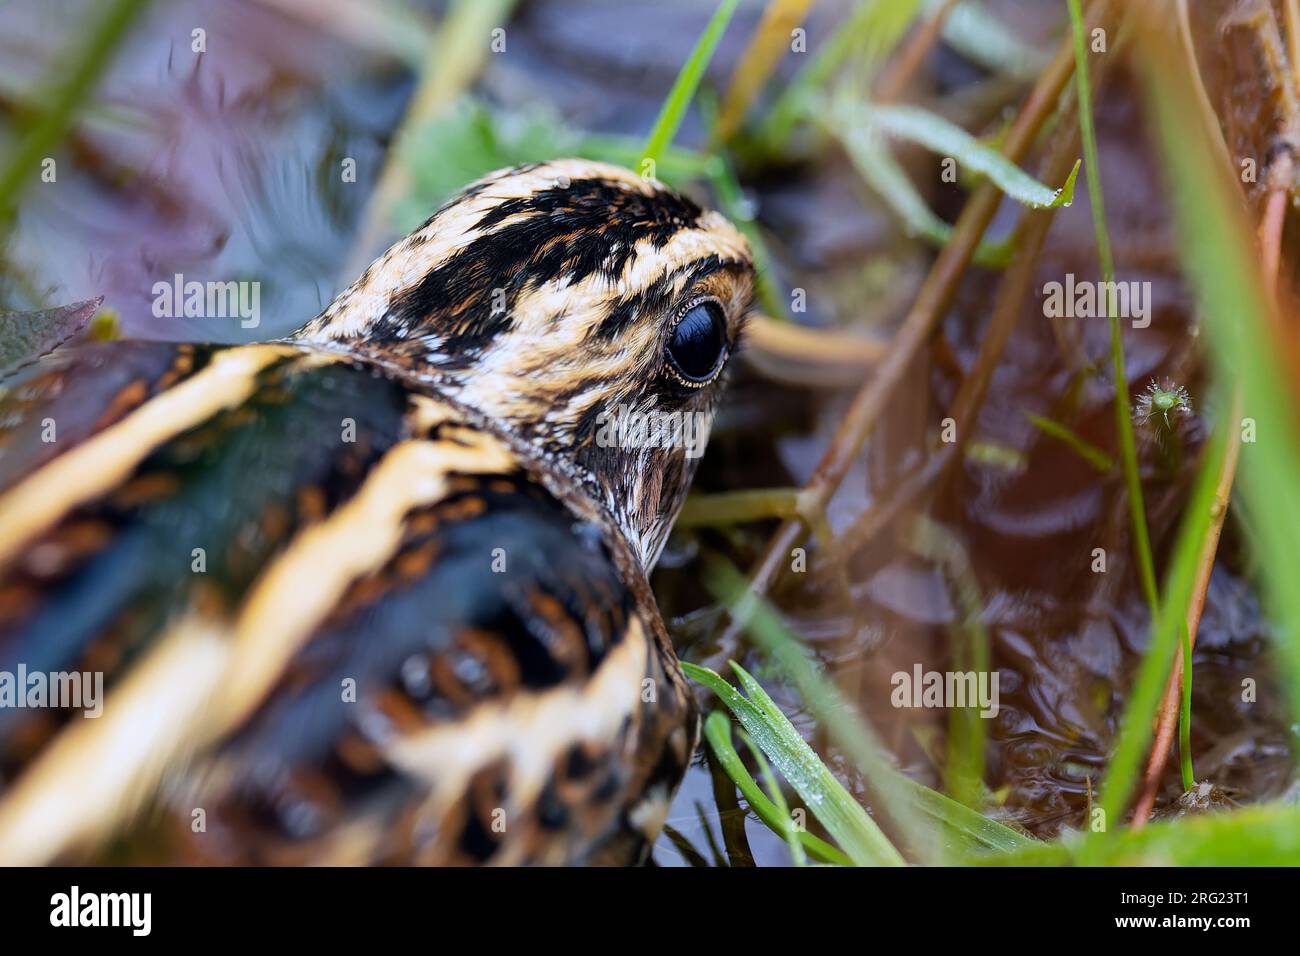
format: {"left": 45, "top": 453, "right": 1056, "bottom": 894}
{"left": 684, "top": 662, "right": 903, "bottom": 866}
{"left": 859, "top": 104, "right": 1080, "bottom": 209}
{"left": 1096, "top": 427, "right": 1227, "bottom": 834}
{"left": 1135, "top": 7, "right": 1300, "bottom": 732}
{"left": 703, "top": 563, "right": 935, "bottom": 861}
{"left": 894, "top": 776, "right": 1033, "bottom": 854}
{"left": 1025, "top": 412, "right": 1115, "bottom": 472}
{"left": 702, "top": 711, "right": 851, "bottom": 865}
{"left": 707, "top": 149, "right": 790, "bottom": 318}
{"left": 736, "top": 726, "right": 807, "bottom": 866}
{"left": 972, "top": 803, "right": 1300, "bottom": 866}
{"left": 1179, "top": 622, "right": 1195, "bottom": 790}
{"left": 0, "top": 0, "right": 150, "bottom": 225}
{"left": 907, "top": 517, "right": 990, "bottom": 810}
{"left": 701, "top": 559, "right": 1036, "bottom": 857}
{"left": 759, "top": 0, "right": 923, "bottom": 147}
{"left": 829, "top": 108, "right": 1013, "bottom": 267}
{"left": 643, "top": 0, "right": 739, "bottom": 167}
{"left": 933, "top": 0, "right": 1051, "bottom": 81}
{"left": 1066, "top": 0, "right": 1159, "bottom": 618}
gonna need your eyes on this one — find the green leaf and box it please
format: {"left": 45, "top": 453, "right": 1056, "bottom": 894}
{"left": 831, "top": 116, "right": 1013, "bottom": 267}
{"left": 759, "top": 0, "right": 924, "bottom": 148}
{"left": 0, "top": 298, "right": 100, "bottom": 383}
{"left": 1179, "top": 621, "right": 1195, "bottom": 790}
{"left": 1095, "top": 426, "right": 1227, "bottom": 834}
{"left": 705, "top": 559, "right": 1037, "bottom": 857}
{"left": 399, "top": 99, "right": 577, "bottom": 228}
{"left": 971, "top": 803, "right": 1300, "bottom": 866}
{"left": 1025, "top": 412, "right": 1115, "bottom": 472}
{"left": 739, "top": 728, "right": 807, "bottom": 866}
{"left": 1066, "top": 0, "right": 1159, "bottom": 621}
{"left": 894, "top": 775, "right": 1033, "bottom": 855}
{"left": 1137, "top": 0, "right": 1300, "bottom": 733}
{"left": 683, "top": 662, "right": 903, "bottom": 866}
{"left": 857, "top": 104, "right": 1081, "bottom": 208}
{"left": 932, "top": 0, "right": 1052, "bottom": 81}
{"left": 643, "top": 0, "right": 740, "bottom": 167}
{"left": 702, "top": 712, "right": 844, "bottom": 863}
{"left": 858, "top": 103, "right": 1080, "bottom": 209}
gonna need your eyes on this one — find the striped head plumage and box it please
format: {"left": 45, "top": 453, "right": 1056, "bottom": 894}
{"left": 294, "top": 159, "right": 756, "bottom": 567}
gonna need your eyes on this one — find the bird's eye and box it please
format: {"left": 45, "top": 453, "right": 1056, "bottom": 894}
{"left": 666, "top": 300, "right": 728, "bottom": 387}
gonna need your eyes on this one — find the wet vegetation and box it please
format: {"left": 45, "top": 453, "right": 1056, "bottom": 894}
{"left": 2, "top": 0, "right": 1299, "bottom": 865}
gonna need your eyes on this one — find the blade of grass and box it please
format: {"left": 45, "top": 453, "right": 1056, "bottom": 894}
{"left": 857, "top": 103, "right": 1080, "bottom": 209}
{"left": 692, "top": 801, "right": 728, "bottom": 867}
{"left": 642, "top": 0, "right": 740, "bottom": 167}
{"left": 1066, "top": 0, "right": 1159, "bottom": 618}
{"left": 342, "top": 0, "right": 519, "bottom": 275}
{"left": 706, "top": 146, "right": 790, "bottom": 318}
{"left": 684, "top": 662, "right": 903, "bottom": 866}
{"left": 702, "top": 711, "right": 852, "bottom": 865}
{"left": 1095, "top": 425, "right": 1227, "bottom": 836}
{"left": 933, "top": 0, "right": 1052, "bottom": 81}
{"left": 738, "top": 727, "right": 807, "bottom": 865}
{"left": 703, "top": 565, "right": 933, "bottom": 861}
{"left": 660, "top": 824, "right": 711, "bottom": 867}
{"left": 1178, "top": 621, "right": 1194, "bottom": 790}
{"left": 1026, "top": 412, "right": 1115, "bottom": 472}
{"left": 828, "top": 111, "right": 1014, "bottom": 267}
{"left": 1139, "top": 411, "right": 1244, "bottom": 826}
{"left": 907, "top": 516, "right": 990, "bottom": 810}
{"left": 676, "top": 487, "right": 804, "bottom": 528}
{"left": 1135, "top": 4, "right": 1300, "bottom": 731}
{"left": 715, "top": 0, "right": 815, "bottom": 141}
{"left": 0, "top": 0, "right": 151, "bottom": 226}
{"left": 703, "top": 558, "right": 1036, "bottom": 857}
{"left": 971, "top": 802, "right": 1300, "bottom": 866}
{"left": 759, "top": 0, "right": 924, "bottom": 148}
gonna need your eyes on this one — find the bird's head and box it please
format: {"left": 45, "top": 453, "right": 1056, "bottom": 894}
{"left": 295, "top": 159, "right": 755, "bottom": 568}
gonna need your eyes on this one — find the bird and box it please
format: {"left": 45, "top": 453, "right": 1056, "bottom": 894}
{"left": 0, "top": 159, "right": 754, "bottom": 865}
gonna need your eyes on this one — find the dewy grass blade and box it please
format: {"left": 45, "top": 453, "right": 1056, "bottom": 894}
{"left": 704, "top": 562, "right": 935, "bottom": 861}
{"left": 684, "top": 662, "right": 904, "bottom": 866}
{"left": 931, "top": 0, "right": 1051, "bottom": 80}
{"left": 701, "top": 711, "right": 850, "bottom": 865}
{"left": 699, "top": 559, "right": 1036, "bottom": 857}
{"left": 643, "top": 0, "right": 739, "bottom": 168}
{"left": 860, "top": 104, "right": 1080, "bottom": 209}
{"left": 738, "top": 727, "right": 807, "bottom": 866}
{"left": 829, "top": 104, "right": 1014, "bottom": 267}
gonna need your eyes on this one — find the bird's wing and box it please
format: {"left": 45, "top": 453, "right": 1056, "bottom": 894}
{"left": 0, "top": 341, "right": 692, "bottom": 865}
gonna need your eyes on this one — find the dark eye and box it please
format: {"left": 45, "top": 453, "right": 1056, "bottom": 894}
{"left": 666, "top": 300, "right": 728, "bottom": 387}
